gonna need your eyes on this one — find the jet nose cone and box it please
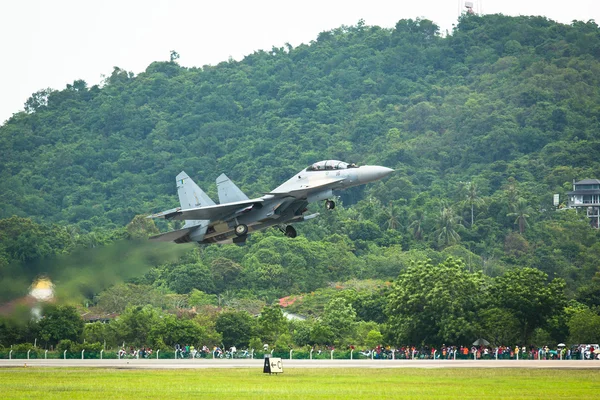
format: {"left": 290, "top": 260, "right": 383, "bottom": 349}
{"left": 358, "top": 166, "right": 394, "bottom": 184}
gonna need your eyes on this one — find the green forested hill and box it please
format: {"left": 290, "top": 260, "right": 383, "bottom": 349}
{"left": 3, "top": 15, "right": 600, "bottom": 228}
{"left": 2, "top": 14, "right": 600, "bottom": 347}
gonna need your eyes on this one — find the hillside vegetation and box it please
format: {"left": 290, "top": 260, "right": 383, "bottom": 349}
{"left": 1, "top": 14, "right": 600, "bottom": 349}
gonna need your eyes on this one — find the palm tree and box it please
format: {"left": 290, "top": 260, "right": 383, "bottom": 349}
{"left": 407, "top": 209, "right": 425, "bottom": 240}
{"left": 460, "top": 182, "right": 485, "bottom": 227}
{"left": 383, "top": 201, "right": 401, "bottom": 230}
{"left": 507, "top": 197, "right": 531, "bottom": 234}
{"left": 434, "top": 203, "right": 462, "bottom": 247}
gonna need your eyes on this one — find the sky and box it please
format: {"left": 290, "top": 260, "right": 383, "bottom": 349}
{"left": 1, "top": 0, "right": 599, "bottom": 125}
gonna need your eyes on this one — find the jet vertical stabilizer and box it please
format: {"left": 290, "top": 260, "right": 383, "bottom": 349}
{"left": 217, "top": 173, "right": 249, "bottom": 204}
{"left": 176, "top": 171, "right": 215, "bottom": 228}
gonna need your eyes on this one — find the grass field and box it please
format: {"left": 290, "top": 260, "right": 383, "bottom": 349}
{"left": 1, "top": 368, "right": 599, "bottom": 399}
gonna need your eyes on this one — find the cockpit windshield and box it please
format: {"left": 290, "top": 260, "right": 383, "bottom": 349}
{"left": 306, "top": 160, "right": 357, "bottom": 171}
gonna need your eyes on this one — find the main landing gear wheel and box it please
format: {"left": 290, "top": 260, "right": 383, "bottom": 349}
{"left": 234, "top": 224, "right": 248, "bottom": 236}
{"left": 285, "top": 225, "right": 297, "bottom": 238}
{"left": 325, "top": 200, "right": 336, "bottom": 210}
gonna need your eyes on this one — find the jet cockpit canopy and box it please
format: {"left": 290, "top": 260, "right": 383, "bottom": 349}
{"left": 306, "top": 160, "right": 357, "bottom": 171}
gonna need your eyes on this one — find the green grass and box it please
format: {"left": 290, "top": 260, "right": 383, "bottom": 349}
{"left": 0, "top": 368, "right": 599, "bottom": 399}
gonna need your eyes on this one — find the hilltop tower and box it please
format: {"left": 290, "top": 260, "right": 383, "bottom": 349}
{"left": 459, "top": 0, "right": 482, "bottom": 15}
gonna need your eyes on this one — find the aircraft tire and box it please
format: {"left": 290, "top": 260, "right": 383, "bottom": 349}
{"left": 326, "top": 200, "right": 336, "bottom": 210}
{"left": 234, "top": 224, "right": 248, "bottom": 236}
{"left": 285, "top": 225, "right": 297, "bottom": 238}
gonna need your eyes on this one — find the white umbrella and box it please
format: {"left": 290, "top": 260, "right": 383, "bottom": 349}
{"left": 472, "top": 338, "right": 490, "bottom": 346}
{"left": 557, "top": 343, "right": 566, "bottom": 347}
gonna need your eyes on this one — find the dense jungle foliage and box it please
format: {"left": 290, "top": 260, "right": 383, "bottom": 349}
{"left": 1, "top": 14, "right": 600, "bottom": 350}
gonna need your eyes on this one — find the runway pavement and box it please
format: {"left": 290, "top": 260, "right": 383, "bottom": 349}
{"left": 1, "top": 358, "right": 599, "bottom": 369}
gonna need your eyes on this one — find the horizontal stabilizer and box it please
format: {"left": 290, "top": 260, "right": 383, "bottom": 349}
{"left": 149, "top": 227, "right": 195, "bottom": 242}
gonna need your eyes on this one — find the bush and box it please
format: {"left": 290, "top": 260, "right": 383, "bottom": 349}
{"left": 57, "top": 339, "right": 75, "bottom": 352}
{"left": 73, "top": 342, "right": 103, "bottom": 353}
{"left": 11, "top": 343, "right": 35, "bottom": 352}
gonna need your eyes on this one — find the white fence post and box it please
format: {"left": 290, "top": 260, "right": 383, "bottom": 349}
{"left": 251, "top": 349, "right": 254, "bottom": 359}
{"left": 371, "top": 350, "right": 374, "bottom": 360}
{"left": 271, "top": 349, "right": 274, "bottom": 357}
{"left": 454, "top": 349, "right": 456, "bottom": 360}
{"left": 81, "top": 349, "right": 85, "bottom": 360}
{"left": 516, "top": 351, "right": 519, "bottom": 361}
{"left": 433, "top": 350, "right": 436, "bottom": 360}
{"left": 64, "top": 350, "right": 67, "bottom": 360}
{"left": 331, "top": 349, "right": 334, "bottom": 360}
{"left": 289, "top": 349, "right": 293, "bottom": 360}
{"left": 27, "top": 350, "right": 30, "bottom": 360}
{"left": 157, "top": 349, "right": 160, "bottom": 359}
{"left": 495, "top": 349, "right": 498, "bottom": 360}
{"left": 473, "top": 351, "right": 476, "bottom": 361}
{"left": 9, "top": 350, "right": 12, "bottom": 360}
{"left": 45, "top": 350, "right": 48, "bottom": 359}
{"left": 350, "top": 349, "right": 353, "bottom": 360}
{"left": 100, "top": 349, "right": 104, "bottom": 360}
{"left": 310, "top": 348, "right": 313, "bottom": 360}
{"left": 175, "top": 350, "right": 178, "bottom": 359}
{"left": 412, "top": 349, "right": 416, "bottom": 360}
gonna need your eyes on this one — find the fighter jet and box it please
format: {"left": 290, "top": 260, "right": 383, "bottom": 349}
{"left": 148, "top": 160, "right": 393, "bottom": 245}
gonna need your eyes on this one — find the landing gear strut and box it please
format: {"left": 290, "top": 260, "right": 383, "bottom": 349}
{"left": 234, "top": 224, "right": 248, "bottom": 236}
{"left": 325, "top": 200, "right": 336, "bottom": 210}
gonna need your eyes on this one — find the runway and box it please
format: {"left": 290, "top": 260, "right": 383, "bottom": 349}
{"left": 1, "top": 358, "right": 599, "bottom": 369}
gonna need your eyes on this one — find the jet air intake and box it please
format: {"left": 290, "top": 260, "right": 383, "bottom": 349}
{"left": 307, "top": 189, "right": 333, "bottom": 203}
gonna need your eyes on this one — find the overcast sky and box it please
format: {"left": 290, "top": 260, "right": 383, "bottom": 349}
{"left": 1, "top": 0, "right": 599, "bottom": 125}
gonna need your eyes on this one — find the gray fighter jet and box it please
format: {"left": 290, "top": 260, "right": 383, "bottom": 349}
{"left": 148, "top": 160, "right": 393, "bottom": 245}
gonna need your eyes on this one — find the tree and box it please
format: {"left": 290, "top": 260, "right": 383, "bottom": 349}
{"left": 478, "top": 307, "right": 520, "bottom": 345}
{"left": 152, "top": 314, "right": 207, "bottom": 347}
{"left": 568, "top": 308, "right": 600, "bottom": 344}
{"left": 83, "top": 322, "right": 108, "bottom": 346}
{"left": 365, "top": 329, "right": 384, "bottom": 349}
{"left": 126, "top": 215, "right": 159, "bottom": 239}
{"left": 321, "top": 298, "right": 357, "bottom": 343}
{"left": 434, "top": 204, "right": 462, "bottom": 247}
{"left": 167, "top": 263, "right": 215, "bottom": 294}
{"left": 188, "top": 289, "right": 218, "bottom": 308}
{"left": 215, "top": 311, "right": 255, "bottom": 348}
{"left": 309, "top": 322, "right": 334, "bottom": 345}
{"left": 257, "top": 305, "right": 288, "bottom": 345}
{"left": 382, "top": 202, "right": 401, "bottom": 230}
{"left": 459, "top": 182, "right": 485, "bottom": 227}
{"left": 109, "top": 305, "right": 162, "bottom": 348}
{"left": 507, "top": 197, "right": 531, "bottom": 234}
{"left": 38, "top": 305, "right": 84, "bottom": 346}
{"left": 387, "top": 258, "right": 485, "bottom": 346}
{"left": 490, "top": 268, "right": 566, "bottom": 343}
{"left": 407, "top": 210, "right": 425, "bottom": 240}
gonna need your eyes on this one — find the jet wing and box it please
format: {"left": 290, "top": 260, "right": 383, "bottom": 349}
{"left": 148, "top": 198, "right": 264, "bottom": 221}
{"left": 268, "top": 177, "right": 346, "bottom": 199}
